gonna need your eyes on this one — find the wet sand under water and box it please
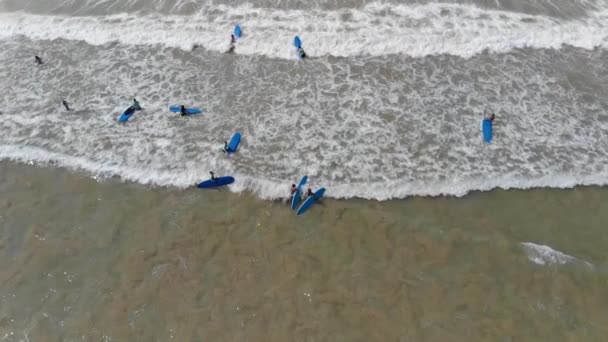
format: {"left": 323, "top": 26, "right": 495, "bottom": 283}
{"left": 1, "top": 161, "right": 608, "bottom": 341}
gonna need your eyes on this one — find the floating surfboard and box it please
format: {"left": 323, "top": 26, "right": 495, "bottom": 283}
{"left": 290, "top": 175, "right": 308, "bottom": 210}
{"left": 226, "top": 132, "right": 241, "bottom": 153}
{"left": 118, "top": 106, "right": 136, "bottom": 122}
{"left": 482, "top": 118, "right": 493, "bottom": 143}
{"left": 169, "top": 106, "right": 202, "bottom": 115}
{"left": 234, "top": 25, "right": 242, "bottom": 39}
{"left": 296, "top": 188, "right": 326, "bottom": 216}
{"left": 197, "top": 176, "right": 235, "bottom": 188}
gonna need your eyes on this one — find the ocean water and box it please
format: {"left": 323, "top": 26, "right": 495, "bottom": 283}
{"left": 2, "top": 1, "right": 608, "bottom": 339}
{"left": 1, "top": 162, "right": 608, "bottom": 341}
{"left": 1, "top": 0, "right": 608, "bottom": 200}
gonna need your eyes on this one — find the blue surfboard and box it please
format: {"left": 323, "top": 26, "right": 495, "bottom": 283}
{"left": 118, "top": 106, "right": 136, "bottom": 122}
{"left": 290, "top": 175, "right": 308, "bottom": 210}
{"left": 197, "top": 176, "right": 235, "bottom": 188}
{"left": 226, "top": 132, "right": 241, "bottom": 153}
{"left": 296, "top": 188, "right": 325, "bottom": 216}
{"left": 169, "top": 106, "right": 202, "bottom": 115}
{"left": 293, "top": 36, "right": 306, "bottom": 59}
{"left": 482, "top": 118, "right": 493, "bottom": 143}
{"left": 234, "top": 25, "right": 242, "bottom": 39}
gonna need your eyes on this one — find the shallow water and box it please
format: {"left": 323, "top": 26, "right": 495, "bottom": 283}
{"left": 2, "top": 0, "right": 608, "bottom": 339}
{"left": 1, "top": 161, "right": 607, "bottom": 340}
{"left": 1, "top": 0, "right": 608, "bottom": 199}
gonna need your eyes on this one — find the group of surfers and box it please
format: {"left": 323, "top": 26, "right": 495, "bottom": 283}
{"left": 35, "top": 41, "right": 492, "bottom": 198}
{"left": 207, "top": 171, "right": 315, "bottom": 200}
{"left": 228, "top": 33, "right": 306, "bottom": 58}
{"left": 290, "top": 184, "right": 313, "bottom": 199}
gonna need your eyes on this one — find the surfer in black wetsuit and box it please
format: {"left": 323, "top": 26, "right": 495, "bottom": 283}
{"left": 290, "top": 184, "right": 297, "bottom": 195}
{"left": 35, "top": 56, "right": 43, "bottom": 65}
{"left": 210, "top": 171, "right": 217, "bottom": 181}
{"left": 305, "top": 188, "right": 313, "bottom": 199}
{"left": 62, "top": 99, "right": 70, "bottom": 111}
{"left": 297, "top": 48, "right": 306, "bottom": 59}
{"left": 223, "top": 141, "right": 229, "bottom": 153}
{"left": 227, "top": 34, "right": 236, "bottom": 53}
{"left": 132, "top": 98, "right": 141, "bottom": 110}
{"left": 180, "top": 105, "right": 188, "bottom": 116}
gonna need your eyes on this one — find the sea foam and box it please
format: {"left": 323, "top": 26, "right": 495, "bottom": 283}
{"left": 521, "top": 242, "right": 592, "bottom": 267}
{"left": 0, "top": 3, "right": 607, "bottom": 59}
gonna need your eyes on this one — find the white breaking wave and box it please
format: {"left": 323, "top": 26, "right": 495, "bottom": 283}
{"left": 3, "top": 144, "right": 608, "bottom": 200}
{"left": 0, "top": 2, "right": 607, "bottom": 59}
{"left": 521, "top": 242, "right": 592, "bottom": 267}
{"left": 1, "top": 6, "right": 607, "bottom": 202}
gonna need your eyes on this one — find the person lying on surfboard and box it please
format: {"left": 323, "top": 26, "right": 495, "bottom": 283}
{"left": 484, "top": 110, "right": 495, "bottom": 122}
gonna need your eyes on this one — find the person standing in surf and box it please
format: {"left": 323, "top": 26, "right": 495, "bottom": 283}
{"left": 298, "top": 48, "right": 307, "bottom": 59}
{"left": 35, "top": 56, "right": 43, "bottom": 65}
{"left": 62, "top": 99, "right": 70, "bottom": 111}
{"left": 132, "top": 98, "right": 141, "bottom": 110}
{"left": 305, "top": 188, "right": 313, "bottom": 199}
{"left": 227, "top": 34, "right": 236, "bottom": 53}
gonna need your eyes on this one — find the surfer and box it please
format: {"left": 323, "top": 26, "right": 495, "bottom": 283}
{"left": 35, "top": 56, "right": 43, "bottom": 65}
{"left": 290, "top": 184, "right": 297, "bottom": 195}
{"left": 227, "top": 34, "right": 236, "bottom": 53}
{"left": 210, "top": 171, "right": 217, "bottom": 181}
{"left": 180, "top": 105, "right": 188, "bottom": 116}
{"left": 132, "top": 98, "right": 141, "bottom": 110}
{"left": 297, "top": 48, "right": 307, "bottom": 59}
{"left": 62, "top": 99, "right": 70, "bottom": 111}
{"left": 305, "top": 188, "right": 313, "bottom": 199}
{"left": 484, "top": 110, "right": 495, "bottom": 122}
{"left": 223, "top": 141, "right": 229, "bottom": 153}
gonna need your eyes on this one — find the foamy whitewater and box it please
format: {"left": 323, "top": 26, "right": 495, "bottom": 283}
{"left": 0, "top": 0, "right": 607, "bottom": 200}
{"left": 521, "top": 242, "right": 592, "bottom": 267}
{"left": 1, "top": 3, "right": 608, "bottom": 59}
